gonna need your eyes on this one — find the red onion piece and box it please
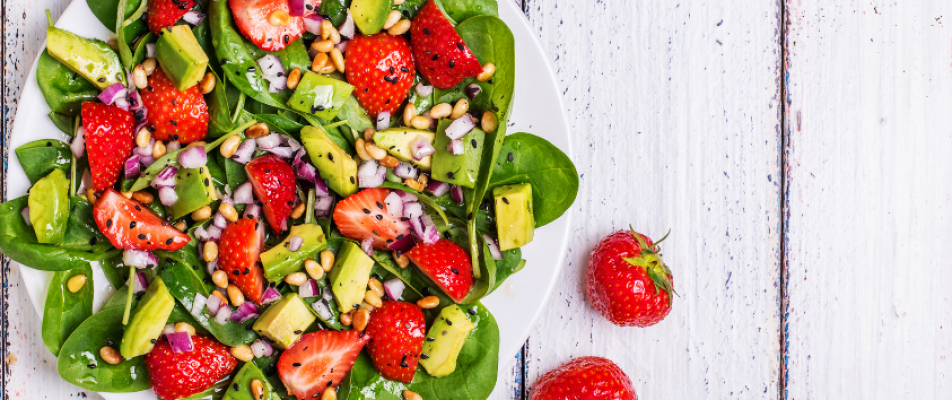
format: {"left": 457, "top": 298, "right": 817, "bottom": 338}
{"left": 243, "top": 204, "right": 262, "bottom": 220}
{"left": 177, "top": 146, "right": 208, "bottom": 168}
{"left": 71, "top": 128, "right": 86, "bottom": 159}
{"left": 465, "top": 84, "right": 482, "bottom": 99}
{"left": 447, "top": 139, "right": 464, "bottom": 155}
{"left": 205, "top": 294, "right": 223, "bottom": 316}
{"left": 140, "top": 154, "right": 156, "bottom": 168}
{"left": 288, "top": 235, "right": 303, "bottom": 252}
{"left": 98, "top": 82, "right": 128, "bottom": 105}
{"left": 339, "top": 10, "right": 355, "bottom": 39}
{"left": 233, "top": 182, "right": 254, "bottom": 204}
{"left": 284, "top": 136, "right": 303, "bottom": 153}
{"left": 394, "top": 163, "right": 419, "bottom": 180}
{"left": 206, "top": 258, "right": 219, "bottom": 276}
{"left": 403, "top": 201, "right": 423, "bottom": 220}
{"left": 124, "top": 249, "right": 158, "bottom": 269}
{"left": 410, "top": 136, "right": 435, "bottom": 160}
{"left": 230, "top": 302, "right": 259, "bottom": 323}
{"left": 298, "top": 279, "right": 319, "bottom": 298}
{"left": 410, "top": 216, "right": 439, "bottom": 244}
{"left": 388, "top": 233, "right": 416, "bottom": 253}
{"left": 376, "top": 111, "right": 391, "bottom": 131}
{"left": 133, "top": 271, "right": 149, "bottom": 294}
{"left": 158, "top": 187, "right": 178, "bottom": 207}
{"left": 190, "top": 293, "right": 207, "bottom": 317}
{"left": 20, "top": 208, "right": 32, "bottom": 227}
{"left": 162, "top": 324, "right": 175, "bottom": 337}
{"left": 384, "top": 191, "right": 403, "bottom": 218}
{"left": 257, "top": 55, "right": 287, "bottom": 93}
{"left": 124, "top": 154, "right": 141, "bottom": 179}
{"left": 251, "top": 339, "right": 274, "bottom": 358}
{"left": 146, "top": 43, "right": 155, "bottom": 59}
{"left": 314, "top": 196, "right": 333, "bottom": 218}
{"left": 358, "top": 160, "right": 386, "bottom": 188}
{"left": 304, "top": 15, "right": 323, "bottom": 35}
{"left": 213, "top": 212, "right": 228, "bottom": 229}
{"left": 134, "top": 138, "right": 155, "bottom": 157}
{"left": 288, "top": 0, "right": 305, "bottom": 16}
{"left": 166, "top": 140, "right": 182, "bottom": 153}
{"left": 360, "top": 237, "right": 375, "bottom": 256}
{"left": 322, "top": 286, "right": 334, "bottom": 301}
{"left": 206, "top": 225, "right": 223, "bottom": 241}
{"left": 420, "top": 110, "right": 435, "bottom": 130}
{"left": 426, "top": 180, "right": 450, "bottom": 197}
{"left": 335, "top": 40, "right": 349, "bottom": 53}
{"left": 256, "top": 133, "right": 281, "bottom": 150}
{"left": 182, "top": 10, "right": 205, "bottom": 25}
{"left": 311, "top": 299, "right": 334, "bottom": 320}
{"left": 232, "top": 139, "right": 257, "bottom": 164}
{"left": 445, "top": 114, "right": 476, "bottom": 140}
{"left": 151, "top": 165, "right": 179, "bottom": 188}
{"left": 450, "top": 185, "right": 464, "bottom": 204}
{"left": 383, "top": 278, "right": 405, "bottom": 301}
{"left": 261, "top": 286, "right": 281, "bottom": 305}
{"left": 482, "top": 234, "right": 504, "bottom": 261}
{"left": 266, "top": 146, "right": 295, "bottom": 159}
{"left": 396, "top": 191, "right": 417, "bottom": 202}
{"left": 415, "top": 83, "right": 433, "bottom": 97}
{"left": 166, "top": 331, "right": 194, "bottom": 353}
{"left": 194, "top": 226, "right": 210, "bottom": 242}
{"left": 215, "top": 305, "right": 232, "bottom": 325}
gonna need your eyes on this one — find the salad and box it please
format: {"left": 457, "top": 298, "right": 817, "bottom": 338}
{"left": 1, "top": 0, "right": 579, "bottom": 398}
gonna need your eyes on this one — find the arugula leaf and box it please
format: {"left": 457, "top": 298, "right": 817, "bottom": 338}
{"left": 42, "top": 264, "right": 94, "bottom": 356}
{"left": 56, "top": 306, "right": 152, "bottom": 393}
{"left": 15, "top": 139, "right": 72, "bottom": 185}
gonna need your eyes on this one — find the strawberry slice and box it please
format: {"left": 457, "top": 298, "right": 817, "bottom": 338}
{"left": 145, "top": 335, "right": 238, "bottom": 400}
{"left": 147, "top": 0, "right": 198, "bottom": 35}
{"left": 365, "top": 302, "right": 426, "bottom": 382}
{"left": 277, "top": 330, "right": 371, "bottom": 399}
{"left": 245, "top": 155, "right": 297, "bottom": 234}
{"left": 218, "top": 218, "right": 265, "bottom": 303}
{"left": 333, "top": 188, "right": 410, "bottom": 250}
{"left": 345, "top": 33, "right": 415, "bottom": 118}
{"left": 140, "top": 68, "right": 209, "bottom": 143}
{"left": 230, "top": 0, "right": 304, "bottom": 52}
{"left": 405, "top": 239, "right": 473, "bottom": 303}
{"left": 410, "top": 0, "right": 484, "bottom": 89}
{"left": 93, "top": 189, "right": 190, "bottom": 251}
{"left": 82, "top": 102, "right": 135, "bottom": 192}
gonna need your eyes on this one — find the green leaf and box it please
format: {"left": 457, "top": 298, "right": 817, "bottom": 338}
{"left": 42, "top": 264, "right": 94, "bottom": 356}
{"left": 86, "top": 0, "right": 148, "bottom": 46}
{"left": 15, "top": 139, "right": 72, "bottom": 185}
{"left": 36, "top": 52, "right": 99, "bottom": 116}
{"left": 223, "top": 363, "right": 282, "bottom": 400}
{"left": 48, "top": 112, "right": 75, "bottom": 136}
{"left": 320, "top": 0, "right": 351, "bottom": 26}
{"left": 56, "top": 306, "right": 151, "bottom": 392}
{"left": 437, "top": 0, "right": 498, "bottom": 23}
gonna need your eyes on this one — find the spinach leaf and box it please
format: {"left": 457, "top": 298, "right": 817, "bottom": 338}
{"left": 218, "top": 153, "right": 249, "bottom": 188}
{"left": 48, "top": 112, "right": 75, "bottom": 135}
{"left": 86, "top": 0, "right": 148, "bottom": 44}
{"left": 461, "top": 240, "right": 496, "bottom": 303}
{"left": 101, "top": 255, "right": 130, "bottom": 290}
{"left": 104, "top": 284, "right": 135, "bottom": 310}
{"left": 42, "top": 264, "right": 94, "bottom": 356}
{"left": 394, "top": 0, "right": 429, "bottom": 18}
{"left": 130, "top": 32, "right": 157, "bottom": 69}
{"left": 192, "top": 20, "right": 221, "bottom": 76}
{"left": 208, "top": 71, "right": 241, "bottom": 138}
{"left": 438, "top": 0, "right": 498, "bottom": 23}
{"left": 224, "top": 362, "right": 282, "bottom": 400}
{"left": 60, "top": 196, "right": 109, "bottom": 250}
{"left": 320, "top": 0, "right": 351, "bottom": 26}
{"left": 15, "top": 139, "right": 71, "bottom": 184}
{"left": 248, "top": 40, "right": 311, "bottom": 77}
{"left": 490, "top": 250, "right": 523, "bottom": 294}
{"left": 36, "top": 52, "right": 100, "bottom": 116}
{"left": 56, "top": 306, "right": 152, "bottom": 393}
{"left": 489, "top": 133, "right": 578, "bottom": 227}
{"left": 256, "top": 113, "right": 306, "bottom": 136}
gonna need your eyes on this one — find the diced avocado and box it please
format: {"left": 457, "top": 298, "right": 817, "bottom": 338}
{"left": 328, "top": 241, "right": 374, "bottom": 314}
{"left": 46, "top": 26, "right": 126, "bottom": 90}
{"left": 350, "top": 0, "right": 393, "bottom": 35}
{"left": 223, "top": 362, "right": 280, "bottom": 400}
{"left": 252, "top": 293, "right": 316, "bottom": 349}
{"left": 374, "top": 128, "right": 436, "bottom": 171}
{"left": 121, "top": 277, "right": 175, "bottom": 358}
{"left": 155, "top": 25, "right": 209, "bottom": 91}
{"left": 262, "top": 224, "right": 326, "bottom": 281}
{"left": 419, "top": 305, "right": 475, "bottom": 378}
{"left": 432, "top": 119, "right": 486, "bottom": 188}
{"left": 493, "top": 183, "right": 535, "bottom": 251}
{"left": 28, "top": 169, "right": 69, "bottom": 244}
{"left": 288, "top": 72, "right": 354, "bottom": 120}
{"left": 170, "top": 166, "right": 219, "bottom": 219}
{"left": 301, "top": 125, "right": 358, "bottom": 197}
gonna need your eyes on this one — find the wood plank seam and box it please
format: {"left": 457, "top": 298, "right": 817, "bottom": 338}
{"left": 1, "top": 0, "right": 10, "bottom": 395}
{"left": 780, "top": 1, "right": 790, "bottom": 399}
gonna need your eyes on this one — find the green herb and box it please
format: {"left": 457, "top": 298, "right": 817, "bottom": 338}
{"left": 41, "top": 264, "right": 94, "bottom": 356}
{"left": 56, "top": 306, "right": 151, "bottom": 393}
{"left": 15, "top": 139, "right": 71, "bottom": 185}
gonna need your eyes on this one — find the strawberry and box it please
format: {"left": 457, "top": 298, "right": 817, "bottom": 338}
{"left": 531, "top": 356, "right": 637, "bottom": 400}
{"left": 146, "top": 0, "right": 197, "bottom": 35}
{"left": 93, "top": 189, "right": 190, "bottom": 251}
{"left": 139, "top": 68, "right": 209, "bottom": 143}
{"left": 585, "top": 229, "right": 674, "bottom": 327}
{"left": 410, "top": 1, "right": 483, "bottom": 89}
{"left": 344, "top": 33, "right": 415, "bottom": 118}
{"left": 365, "top": 301, "right": 426, "bottom": 382}
{"left": 144, "top": 335, "right": 238, "bottom": 400}
{"left": 230, "top": 0, "right": 303, "bottom": 52}
{"left": 405, "top": 239, "right": 473, "bottom": 303}
{"left": 333, "top": 188, "right": 410, "bottom": 250}
{"left": 277, "top": 330, "right": 371, "bottom": 399}
{"left": 82, "top": 102, "right": 135, "bottom": 192}
{"left": 218, "top": 218, "right": 265, "bottom": 303}
{"left": 245, "top": 155, "right": 297, "bottom": 234}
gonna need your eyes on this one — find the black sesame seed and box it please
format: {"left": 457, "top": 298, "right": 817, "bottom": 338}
{"left": 106, "top": 219, "right": 113, "bottom": 228}
{"left": 449, "top": 60, "right": 455, "bottom": 68}
{"left": 88, "top": 363, "right": 97, "bottom": 368}
{"left": 166, "top": 238, "right": 174, "bottom": 245}
{"left": 150, "top": 339, "right": 157, "bottom": 344}
{"left": 363, "top": 208, "right": 371, "bottom": 214}
{"left": 97, "top": 77, "right": 106, "bottom": 83}
{"left": 502, "top": 197, "right": 509, "bottom": 205}
{"left": 130, "top": 221, "right": 137, "bottom": 229}
{"left": 426, "top": 337, "right": 435, "bottom": 342}
{"left": 234, "top": 383, "right": 240, "bottom": 391}
{"left": 451, "top": 268, "right": 459, "bottom": 275}
{"left": 328, "top": 153, "right": 334, "bottom": 161}
{"left": 294, "top": 330, "right": 303, "bottom": 334}
{"left": 508, "top": 152, "right": 514, "bottom": 162}
{"left": 423, "top": 28, "right": 430, "bottom": 35}
{"left": 401, "top": 67, "right": 410, "bottom": 72}
{"left": 471, "top": 139, "right": 478, "bottom": 148}
{"left": 468, "top": 307, "right": 478, "bottom": 315}
{"left": 421, "top": 354, "right": 430, "bottom": 359}
{"left": 447, "top": 172, "right": 455, "bottom": 179}
{"left": 375, "top": 214, "right": 383, "bottom": 220}
{"left": 447, "top": 319, "right": 453, "bottom": 325}
{"left": 248, "top": 66, "right": 256, "bottom": 72}
{"left": 432, "top": 54, "right": 439, "bottom": 61}
{"left": 138, "top": 234, "right": 147, "bottom": 239}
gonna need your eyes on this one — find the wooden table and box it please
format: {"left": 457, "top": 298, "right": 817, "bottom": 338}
{"left": 2, "top": 0, "right": 947, "bottom": 398}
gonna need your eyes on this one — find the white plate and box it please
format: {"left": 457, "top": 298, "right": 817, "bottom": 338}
{"left": 9, "top": 0, "right": 572, "bottom": 398}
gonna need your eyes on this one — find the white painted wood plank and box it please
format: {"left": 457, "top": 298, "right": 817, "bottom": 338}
{"left": 783, "top": 1, "right": 952, "bottom": 398}
{"left": 521, "top": 0, "right": 783, "bottom": 398}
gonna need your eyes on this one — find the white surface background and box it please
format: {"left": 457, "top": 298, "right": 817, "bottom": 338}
{"left": 4, "top": 0, "right": 949, "bottom": 399}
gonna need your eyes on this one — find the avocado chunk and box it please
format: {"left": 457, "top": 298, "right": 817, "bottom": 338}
{"left": 288, "top": 72, "right": 355, "bottom": 120}
{"left": 432, "top": 119, "right": 486, "bottom": 188}
{"left": 493, "top": 183, "right": 535, "bottom": 251}
{"left": 223, "top": 362, "right": 280, "bottom": 400}
{"left": 170, "top": 166, "right": 219, "bottom": 219}
{"left": 262, "top": 224, "right": 327, "bottom": 281}
{"left": 121, "top": 277, "right": 175, "bottom": 358}
{"left": 419, "top": 305, "right": 475, "bottom": 378}
{"left": 328, "top": 241, "right": 374, "bottom": 314}
{"left": 301, "top": 125, "right": 358, "bottom": 197}
{"left": 46, "top": 26, "right": 125, "bottom": 90}
{"left": 350, "top": 0, "right": 393, "bottom": 35}
{"left": 28, "top": 169, "right": 69, "bottom": 244}
{"left": 252, "top": 293, "right": 316, "bottom": 349}
{"left": 155, "top": 25, "right": 209, "bottom": 91}
{"left": 374, "top": 128, "right": 436, "bottom": 171}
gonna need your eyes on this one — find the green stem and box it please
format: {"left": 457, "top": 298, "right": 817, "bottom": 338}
{"left": 45, "top": 10, "right": 53, "bottom": 26}
{"left": 205, "top": 119, "right": 257, "bottom": 153}
{"left": 122, "top": 264, "right": 135, "bottom": 325}
{"left": 231, "top": 93, "right": 247, "bottom": 123}
{"left": 304, "top": 188, "right": 316, "bottom": 224}
{"left": 321, "top": 120, "right": 349, "bottom": 131}
{"left": 69, "top": 155, "right": 77, "bottom": 197}
{"left": 122, "top": 0, "right": 148, "bottom": 28}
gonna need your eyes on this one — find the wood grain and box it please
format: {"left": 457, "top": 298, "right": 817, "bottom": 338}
{"left": 783, "top": 1, "right": 952, "bottom": 398}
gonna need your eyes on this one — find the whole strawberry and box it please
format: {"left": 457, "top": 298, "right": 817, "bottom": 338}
{"left": 144, "top": 335, "right": 237, "bottom": 400}
{"left": 410, "top": 0, "right": 483, "bottom": 89}
{"left": 365, "top": 301, "right": 426, "bottom": 382}
{"left": 140, "top": 67, "right": 209, "bottom": 143}
{"left": 147, "top": 0, "right": 197, "bottom": 35}
{"left": 345, "top": 33, "right": 415, "bottom": 118}
{"left": 82, "top": 102, "right": 135, "bottom": 192}
{"left": 532, "top": 357, "right": 637, "bottom": 400}
{"left": 585, "top": 228, "right": 673, "bottom": 327}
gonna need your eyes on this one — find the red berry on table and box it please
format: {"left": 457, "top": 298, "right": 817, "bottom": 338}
{"left": 93, "top": 189, "right": 191, "bottom": 251}
{"left": 144, "top": 335, "right": 237, "bottom": 400}
{"left": 405, "top": 239, "right": 474, "bottom": 303}
{"left": 410, "top": 0, "right": 484, "bottom": 89}
{"left": 217, "top": 218, "right": 265, "bottom": 304}
{"left": 146, "top": 0, "right": 197, "bottom": 35}
{"left": 230, "top": 0, "right": 304, "bottom": 52}
{"left": 82, "top": 102, "right": 135, "bottom": 192}
{"left": 365, "top": 301, "right": 426, "bottom": 382}
{"left": 277, "top": 330, "right": 371, "bottom": 399}
{"left": 333, "top": 188, "right": 410, "bottom": 250}
{"left": 245, "top": 154, "right": 297, "bottom": 234}
{"left": 531, "top": 356, "right": 637, "bottom": 400}
{"left": 586, "top": 228, "right": 674, "bottom": 327}
{"left": 345, "top": 33, "right": 415, "bottom": 118}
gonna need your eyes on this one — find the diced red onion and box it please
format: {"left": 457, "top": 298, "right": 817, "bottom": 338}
{"left": 450, "top": 185, "right": 464, "bottom": 204}
{"left": 190, "top": 293, "right": 207, "bottom": 317}
{"left": 177, "top": 146, "right": 207, "bottom": 168}
{"left": 158, "top": 187, "right": 178, "bottom": 207}
{"left": 447, "top": 139, "right": 464, "bottom": 155}
{"left": 233, "top": 182, "right": 254, "bottom": 204}
{"left": 339, "top": 10, "right": 355, "bottom": 39}
{"left": 215, "top": 305, "right": 232, "bottom": 325}
{"left": 257, "top": 55, "right": 287, "bottom": 93}
{"left": 206, "top": 258, "right": 219, "bottom": 276}
{"left": 383, "top": 278, "right": 405, "bottom": 301}
{"left": 298, "top": 279, "right": 319, "bottom": 297}
{"left": 288, "top": 235, "right": 303, "bottom": 252}
{"left": 465, "top": 84, "right": 483, "bottom": 99}
{"left": 394, "top": 163, "right": 419, "bottom": 180}
{"left": 206, "top": 225, "right": 223, "bottom": 241}
{"left": 135, "top": 138, "right": 155, "bottom": 156}
{"left": 230, "top": 302, "right": 259, "bottom": 323}
{"left": 415, "top": 83, "right": 433, "bottom": 97}
{"left": 166, "top": 140, "right": 182, "bottom": 153}
{"left": 335, "top": 40, "right": 349, "bottom": 53}
{"left": 410, "top": 137, "right": 435, "bottom": 160}
{"left": 396, "top": 191, "right": 417, "bottom": 202}
{"left": 296, "top": 162, "right": 329, "bottom": 196}
{"left": 194, "top": 226, "right": 210, "bottom": 241}
{"left": 213, "top": 212, "right": 228, "bottom": 229}
{"left": 426, "top": 180, "right": 450, "bottom": 197}
{"left": 182, "top": 10, "right": 205, "bottom": 25}
{"left": 403, "top": 201, "right": 423, "bottom": 220}
{"left": 314, "top": 196, "right": 333, "bottom": 218}
{"left": 410, "top": 217, "right": 438, "bottom": 244}
{"left": 151, "top": 165, "right": 179, "bottom": 189}
{"left": 140, "top": 154, "right": 156, "bottom": 168}
{"left": 482, "top": 234, "right": 504, "bottom": 261}
{"left": 384, "top": 191, "right": 403, "bottom": 218}
{"left": 98, "top": 83, "right": 128, "bottom": 105}
{"left": 166, "top": 331, "right": 194, "bottom": 353}
{"left": 284, "top": 136, "right": 303, "bottom": 153}
{"left": 162, "top": 324, "right": 175, "bottom": 337}
{"left": 124, "top": 154, "right": 141, "bottom": 179}
{"left": 376, "top": 111, "right": 391, "bottom": 131}
{"left": 146, "top": 43, "right": 155, "bottom": 59}
{"left": 292, "top": 148, "right": 306, "bottom": 167}
{"left": 251, "top": 339, "right": 274, "bottom": 358}
{"left": 261, "top": 286, "right": 281, "bottom": 305}
{"left": 256, "top": 133, "right": 281, "bottom": 150}
{"left": 113, "top": 95, "right": 130, "bottom": 111}
{"left": 21, "top": 208, "right": 32, "bottom": 226}
{"left": 360, "top": 237, "right": 374, "bottom": 256}
{"left": 420, "top": 110, "right": 435, "bottom": 130}
{"left": 71, "top": 128, "right": 86, "bottom": 159}
{"left": 266, "top": 146, "right": 295, "bottom": 159}
{"left": 133, "top": 272, "right": 149, "bottom": 294}
{"left": 233, "top": 139, "right": 257, "bottom": 164}
{"left": 358, "top": 160, "right": 386, "bottom": 188}
{"left": 243, "top": 204, "right": 261, "bottom": 220}
{"left": 288, "top": 0, "right": 305, "bottom": 16}
{"left": 445, "top": 114, "right": 476, "bottom": 140}
{"left": 322, "top": 286, "right": 334, "bottom": 301}
{"left": 124, "top": 249, "right": 158, "bottom": 269}
{"left": 303, "top": 15, "right": 323, "bottom": 35}
{"left": 205, "top": 294, "right": 223, "bottom": 316}
{"left": 311, "top": 299, "right": 334, "bottom": 321}
{"left": 387, "top": 233, "right": 416, "bottom": 253}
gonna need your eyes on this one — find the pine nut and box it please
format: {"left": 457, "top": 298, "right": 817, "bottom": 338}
{"left": 152, "top": 140, "right": 167, "bottom": 158}
{"left": 368, "top": 277, "right": 386, "bottom": 298}
{"left": 212, "top": 270, "right": 229, "bottom": 288}
{"left": 321, "top": 20, "right": 334, "bottom": 40}
{"left": 481, "top": 111, "right": 498, "bottom": 133}
{"left": 383, "top": 10, "right": 402, "bottom": 30}
{"left": 141, "top": 58, "right": 157, "bottom": 76}
{"left": 291, "top": 202, "right": 306, "bottom": 219}
{"left": 86, "top": 189, "right": 99, "bottom": 204}
{"left": 312, "top": 40, "right": 334, "bottom": 53}
{"left": 174, "top": 221, "right": 188, "bottom": 231}
{"left": 268, "top": 9, "right": 291, "bottom": 26}
{"left": 417, "top": 173, "right": 429, "bottom": 188}
{"left": 245, "top": 122, "right": 270, "bottom": 139}
{"left": 393, "top": 0, "right": 405, "bottom": 4}
{"left": 329, "top": 28, "right": 341, "bottom": 44}
{"left": 251, "top": 379, "right": 265, "bottom": 400}
{"left": 210, "top": 290, "right": 229, "bottom": 306}
{"left": 476, "top": 62, "right": 496, "bottom": 82}
{"left": 322, "top": 387, "right": 337, "bottom": 400}
{"left": 227, "top": 284, "right": 245, "bottom": 307}
{"left": 451, "top": 99, "right": 469, "bottom": 120}
{"left": 220, "top": 134, "right": 242, "bottom": 158}
{"left": 133, "top": 65, "right": 148, "bottom": 90}
{"left": 285, "top": 272, "right": 307, "bottom": 286}
{"left": 287, "top": 68, "right": 302, "bottom": 90}
{"left": 416, "top": 296, "right": 440, "bottom": 309}
{"left": 352, "top": 309, "right": 370, "bottom": 331}
{"left": 311, "top": 52, "right": 330, "bottom": 72}
{"left": 319, "top": 62, "right": 337, "bottom": 74}
{"left": 174, "top": 322, "right": 196, "bottom": 336}
{"left": 380, "top": 155, "right": 399, "bottom": 168}
{"left": 354, "top": 138, "right": 372, "bottom": 161}
{"left": 359, "top": 301, "right": 376, "bottom": 312}
{"left": 203, "top": 241, "right": 219, "bottom": 262}
{"left": 363, "top": 129, "right": 377, "bottom": 142}
{"left": 430, "top": 103, "right": 452, "bottom": 119}
{"left": 99, "top": 347, "right": 122, "bottom": 365}
{"left": 330, "top": 48, "right": 345, "bottom": 73}
{"left": 410, "top": 116, "right": 431, "bottom": 130}
{"left": 403, "top": 103, "right": 417, "bottom": 127}
{"left": 394, "top": 252, "right": 410, "bottom": 268}
{"left": 122, "top": 191, "right": 134, "bottom": 199}
{"left": 403, "top": 390, "right": 422, "bottom": 400}
{"left": 340, "top": 311, "right": 353, "bottom": 326}
{"left": 230, "top": 345, "right": 254, "bottom": 362}
{"left": 305, "top": 259, "right": 324, "bottom": 280}
{"left": 220, "top": 203, "right": 239, "bottom": 223}
{"left": 192, "top": 205, "right": 212, "bottom": 221}
{"left": 136, "top": 127, "right": 151, "bottom": 148}
{"left": 132, "top": 191, "right": 154, "bottom": 204}
{"left": 403, "top": 178, "right": 421, "bottom": 191}
{"left": 200, "top": 72, "right": 216, "bottom": 94}
{"left": 387, "top": 19, "right": 411, "bottom": 36}
{"left": 67, "top": 274, "right": 87, "bottom": 293}
{"left": 364, "top": 290, "right": 383, "bottom": 308}
{"left": 187, "top": 139, "right": 206, "bottom": 147}
{"left": 321, "top": 250, "right": 335, "bottom": 272}
{"left": 365, "top": 142, "right": 387, "bottom": 160}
